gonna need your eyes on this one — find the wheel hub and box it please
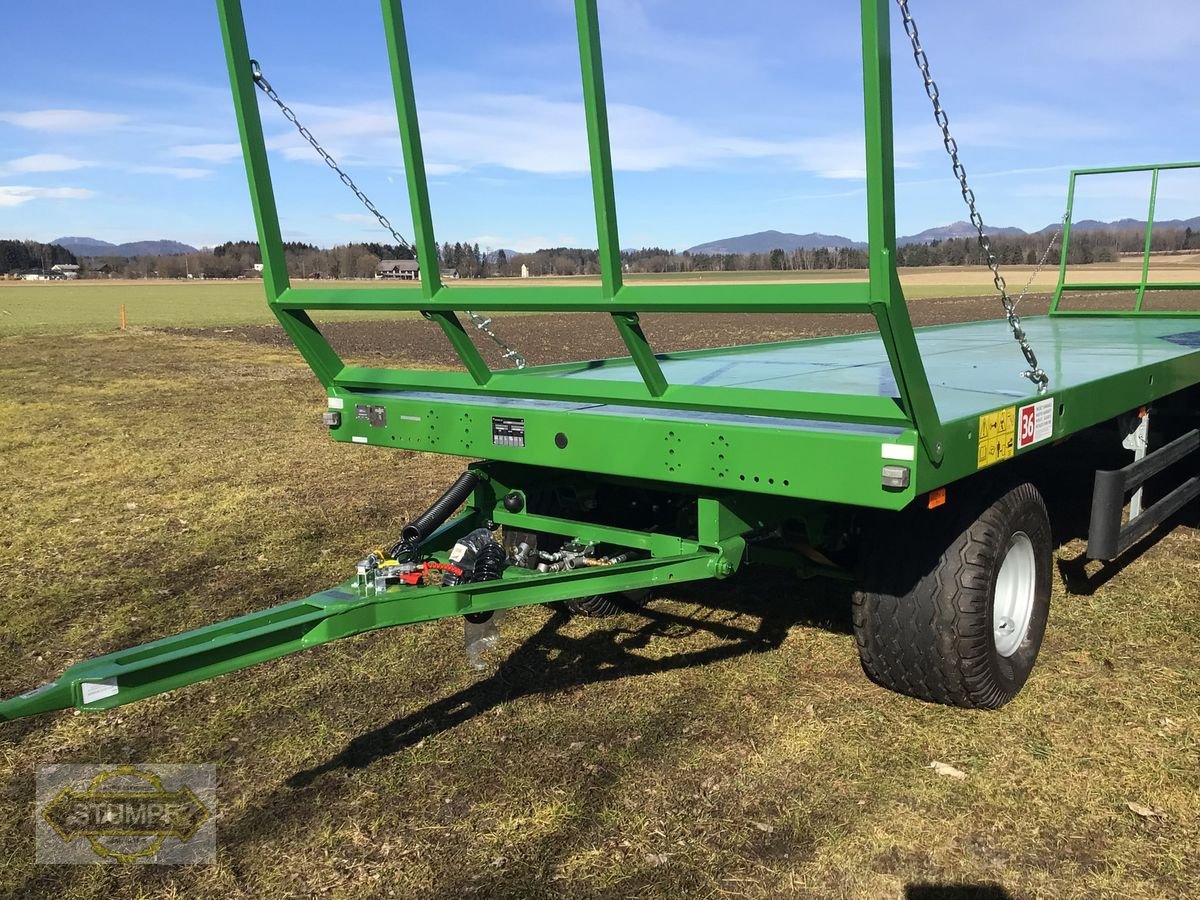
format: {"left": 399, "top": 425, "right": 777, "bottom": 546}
{"left": 993, "top": 531, "right": 1037, "bottom": 657}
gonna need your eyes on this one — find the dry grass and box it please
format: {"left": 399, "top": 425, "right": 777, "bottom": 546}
{"left": 0, "top": 332, "right": 1197, "bottom": 899}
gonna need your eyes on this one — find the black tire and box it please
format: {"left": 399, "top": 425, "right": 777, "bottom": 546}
{"left": 565, "top": 590, "right": 651, "bottom": 618}
{"left": 852, "top": 481, "right": 1052, "bottom": 710}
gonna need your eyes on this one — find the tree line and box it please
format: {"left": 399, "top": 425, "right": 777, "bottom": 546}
{"left": 3, "top": 224, "right": 1196, "bottom": 279}
{"left": 0, "top": 240, "right": 77, "bottom": 274}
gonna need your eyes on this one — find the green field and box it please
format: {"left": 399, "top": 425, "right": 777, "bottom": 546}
{"left": 2, "top": 273, "right": 1197, "bottom": 898}
{"left": 0, "top": 331, "right": 1196, "bottom": 898}
{"left": 0, "top": 270, "right": 1039, "bottom": 337}
{"left": 0, "top": 281, "right": 416, "bottom": 336}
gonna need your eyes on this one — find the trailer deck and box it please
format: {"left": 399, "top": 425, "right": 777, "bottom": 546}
{"left": 547, "top": 316, "right": 1200, "bottom": 421}
{"left": 325, "top": 310, "right": 1200, "bottom": 513}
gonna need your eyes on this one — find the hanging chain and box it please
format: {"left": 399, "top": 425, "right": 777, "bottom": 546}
{"left": 1015, "top": 212, "right": 1067, "bottom": 308}
{"left": 893, "top": 1, "right": 1049, "bottom": 393}
{"left": 249, "top": 60, "right": 526, "bottom": 369}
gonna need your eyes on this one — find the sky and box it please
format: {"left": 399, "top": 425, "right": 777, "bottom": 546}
{"left": 2, "top": 0, "right": 1199, "bottom": 253}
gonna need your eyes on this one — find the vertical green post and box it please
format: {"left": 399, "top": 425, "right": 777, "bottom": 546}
{"left": 380, "top": 0, "right": 491, "bottom": 384}
{"left": 1050, "top": 172, "right": 1078, "bottom": 314}
{"left": 860, "top": 0, "right": 943, "bottom": 461}
{"left": 1135, "top": 167, "right": 1160, "bottom": 312}
{"left": 216, "top": 0, "right": 344, "bottom": 387}
{"left": 574, "top": 0, "right": 622, "bottom": 300}
{"left": 861, "top": 0, "right": 898, "bottom": 304}
{"left": 574, "top": 0, "right": 667, "bottom": 397}
{"left": 380, "top": 0, "right": 441, "bottom": 300}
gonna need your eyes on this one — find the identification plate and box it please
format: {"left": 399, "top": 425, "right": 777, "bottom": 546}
{"left": 492, "top": 417, "right": 525, "bottom": 448}
{"left": 355, "top": 404, "right": 387, "bottom": 428}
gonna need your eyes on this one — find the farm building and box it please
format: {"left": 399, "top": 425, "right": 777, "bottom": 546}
{"left": 49, "top": 263, "right": 79, "bottom": 279}
{"left": 376, "top": 259, "right": 420, "bottom": 280}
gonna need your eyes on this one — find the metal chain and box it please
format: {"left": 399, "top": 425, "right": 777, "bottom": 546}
{"left": 249, "top": 60, "right": 526, "bottom": 369}
{"left": 893, "top": 1, "right": 1049, "bottom": 393}
{"left": 1015, "top": 212, "right": 1067, "bottom": 308}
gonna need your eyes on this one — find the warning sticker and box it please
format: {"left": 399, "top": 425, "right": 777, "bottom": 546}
{"left": 1018, "top": 397, "right": 1055, "bottom": 450}
{"left": 977, "top": 406, "right": 1015, "bottom": 469}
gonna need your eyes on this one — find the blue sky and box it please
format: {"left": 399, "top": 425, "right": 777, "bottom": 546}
{"left": 2, "top": 0, "right": 1199, "bottom": 252}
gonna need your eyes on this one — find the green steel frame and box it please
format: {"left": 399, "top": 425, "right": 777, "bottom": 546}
{"left": 1051, "top": 161, "right": 1200, "bottom": 315}
{"left": 216, "top": 0, "right": 946, "bottom": 465}
{"left": 7, "top": 1, "right": 1200, "bottom": 723}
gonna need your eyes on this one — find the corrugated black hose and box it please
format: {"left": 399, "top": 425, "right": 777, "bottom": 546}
{"left": 442, "top": 528, "right": 506, "bottom": 587}
{"left": 388, "top": 471, "right": 479, "bottom": 561}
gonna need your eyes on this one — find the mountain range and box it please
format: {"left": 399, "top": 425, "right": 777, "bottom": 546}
{"left": 44, "top": 215, "right": 1200, "bottom": 261}
{"left": 687, "top": 230, "right": 866, "bottom": 254}
{"left": 685, "top": 216, "right": 1200, "bottom": 255}
{"left": 52, "top": 236, "right": 199, "bottom": 257}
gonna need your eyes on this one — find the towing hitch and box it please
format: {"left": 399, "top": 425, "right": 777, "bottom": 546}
{"left": 1, "top": 469, "right": 758, "bottom": 722}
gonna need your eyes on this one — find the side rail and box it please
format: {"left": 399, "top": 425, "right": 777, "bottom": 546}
{"left": 1051, "top": 161, "right": 1200, "bottom": 317}
{"left": 1088, "top": 428, "right": 1200, "bottom": 560}
{"left": 216, "top": 0, "right": 944, "bottom": 461}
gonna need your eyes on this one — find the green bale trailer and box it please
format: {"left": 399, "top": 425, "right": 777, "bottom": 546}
{"left": 4, "top": 0, "right": 1200, "bottom": 721}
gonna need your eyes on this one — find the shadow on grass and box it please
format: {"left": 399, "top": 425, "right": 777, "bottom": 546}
{"left": 199, "top": 571, "right": 852, "bottom": 863}
{"left": 1056, "top": 516, "right": 1190, "bottom": 596}
{"left": 1036, "top": 426, "right": 1200, "bottom": 596}
{"left": 291, "top": 572, "right": 849, "bottom": 786}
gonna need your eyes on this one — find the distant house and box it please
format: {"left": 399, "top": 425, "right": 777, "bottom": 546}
{"left": 90, "top": 263, "right": 114, "bottom": 278}
{"left": 50, "top": 263, "right": 80, "bottom": 279}
{"left": 442, "top": 268, "right": 459, "bottom": 280}
{"left": 376, "top": 259, "right": 420, "bottom": 281}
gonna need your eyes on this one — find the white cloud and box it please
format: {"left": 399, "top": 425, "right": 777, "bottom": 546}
{"left": 170, "top": 142, "right": 242, "bottom": 162}
{"left": 0, "top": 109, "right": 128, "bottom": 131}
{"left": 425, "top": 162, "right": 465, "bottom": 176}
{"left": 262, "top": 94, "right": 890, "bottom": 180}
{"left": 128, "top": 165, "right": 214, "bottom": 179}
{"left": 1, "top": 154, "right": 96, "bottom": 174}
{"left": 0, "top": 186, "right": 96, "bottom": 207}
{"left": 333, "top": 213, "right": 379, "bottom": 224}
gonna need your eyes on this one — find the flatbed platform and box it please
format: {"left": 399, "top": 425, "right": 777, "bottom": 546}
{"left": 549, "top": 315, "right": 1200, "bottom": 425}
{"left": 332, "top": 313, "right": 1200, "bottom": 514}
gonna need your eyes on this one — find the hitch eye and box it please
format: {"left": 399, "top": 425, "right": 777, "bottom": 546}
{"left": 321, "top": 411, "right": 341, "bottom": 428}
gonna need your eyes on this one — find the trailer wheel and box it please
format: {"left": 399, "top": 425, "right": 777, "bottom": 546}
{"left": 565, "top": 590, "right": 651, "bottom": 618}
{"left": 852, "top": 481, "right": 1052, "bottom": 710}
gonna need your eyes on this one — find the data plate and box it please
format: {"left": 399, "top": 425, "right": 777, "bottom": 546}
{"left": 492, "top": 416, "right": 525, "bottom": 448}
{"left": 355, "top": 404, "right": 387, "bottom": 428}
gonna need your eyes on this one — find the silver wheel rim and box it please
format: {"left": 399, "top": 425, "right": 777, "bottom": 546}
{"left": 993, "top": 531, "right": 1036, "bottom": 658}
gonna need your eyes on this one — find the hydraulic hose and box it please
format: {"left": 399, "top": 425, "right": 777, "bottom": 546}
{"left": 441, "top": 528, "right": 506, "bottom": 587}
{"left": 389, "top": 471, "right": 479, "bottom": 559}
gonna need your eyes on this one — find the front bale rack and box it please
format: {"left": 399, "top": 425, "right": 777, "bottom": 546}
{"left": 5, "top": 0, "right": 1200, "bottom": 721}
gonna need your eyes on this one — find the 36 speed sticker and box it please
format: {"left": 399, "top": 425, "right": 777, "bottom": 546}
{"left": 1018, "top": 397, "right": 1054, "bottom": 449}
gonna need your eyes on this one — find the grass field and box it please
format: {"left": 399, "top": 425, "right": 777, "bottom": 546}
{"left": 1, "top": 279, "right": 1197, "bottom": 897}
{"left": 7, "top": 258, "right": 1199, "bottom": 337}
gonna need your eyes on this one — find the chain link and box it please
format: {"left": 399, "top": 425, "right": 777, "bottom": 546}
{"left": 893, "top": 2, "right": 1049, "bottom": 393}
{"left": 1015, "top": 212, "right": 1067, "bottom": 308}
{"left": 249, "top": 60, "right": 526, "bottom": 369}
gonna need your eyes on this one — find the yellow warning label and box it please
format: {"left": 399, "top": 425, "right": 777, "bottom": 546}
{"left": 977, "top": 406, "right": 1016, "bottom": 469}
